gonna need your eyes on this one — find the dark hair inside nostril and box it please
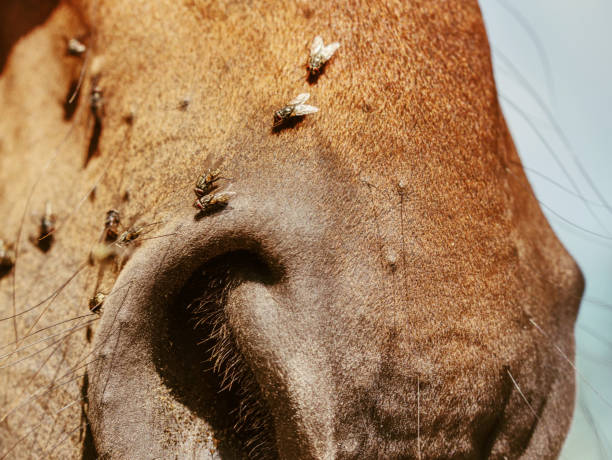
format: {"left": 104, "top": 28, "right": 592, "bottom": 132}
{"left": 154, "top": 250, "right": 279, "bottom": 459}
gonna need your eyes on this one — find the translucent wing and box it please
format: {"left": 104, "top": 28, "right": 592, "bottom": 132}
{"left": 212, "top": 191, "right": 236, "bottom": 204}
{"left": 310, "top": 36, "right": 324, "bottom": 56}
{"left": 288, "top": 93, "right": 310, "bottom": 106}
{"left": 320, "top": 42, "right": 340, "bottom": 61}
{"left": 293, "top": 104, "right": 319, "bottom": 116}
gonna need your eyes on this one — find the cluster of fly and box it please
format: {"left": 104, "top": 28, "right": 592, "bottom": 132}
{"left": 193, "top": 168, "right": 234, "bottom": 215}
{"left": 187, "top": 254, "right": 277, "bottom": 459}
{"left": 100, "top": 209, "right": 147, "bottom": 247}
{"left": 90, "top": 209, "right": 152, "bottom": 265}
{"left": 13, "top": 33, "right": 334, "bottom": 453}
{"left": 272, "top": 36, "right": 339, "bottom": 128}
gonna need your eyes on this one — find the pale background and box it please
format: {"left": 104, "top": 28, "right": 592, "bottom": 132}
{"left": 479, "top": 1, "right": 612, "bottom": 457}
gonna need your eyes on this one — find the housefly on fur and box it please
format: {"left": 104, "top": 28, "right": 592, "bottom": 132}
{"left": 102, "top": 209, "right": 121, "bottom": 242}
{"left": 115, "top": 221, "right": 163, "bottom": 247}
{"left": 193, "top": 192, "right": 235, "bottom": 213}
{"left": 0, "top": 239, "right": 15, "bottom": 274}
{"left": 89, "top": 292, "right": 106, "bottom": 314}
{"left": 178, "top": 96, "right": 191, "bottom": 111}
{"left": 39, "top": 201, "right": 56, "bottom": 241}
{"left": 90, "top": 221, "right": 162, "bottom": 266}
{"left": 273, "top": 93, "right": 318, "bottom": 127}
{"left": 308, "top": 36, "right": 340, "bottom": 75}
{"left": 31, "top": 201, "right": 57, "bottom": 252}
{"left": 115, "top": 226, "right": 145, "bottom": 247}
{"left": 91, "top": 226, "right": 145, "bottom": 265}
{"left": 86, "top": 73, "right": 105, "bottom": 165}
{"left": 67, "top": 37, "right": 87, "bottom": 56}
{"left": 89, "top": 73, "right": 104, "bottom": 123}
{"left": 194, "top": 169, "right": 223, "bottom": 197}
{"left": 90, "top": 83, "right": 103, "bottom": 121}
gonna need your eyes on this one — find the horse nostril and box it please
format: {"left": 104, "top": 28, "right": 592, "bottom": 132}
{"left": 155, "top": 250, "right": 280, "bottom": 458}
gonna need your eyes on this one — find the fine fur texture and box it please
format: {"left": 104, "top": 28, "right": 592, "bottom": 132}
{"left": 0, "top": 0, "right": 584, "bottom": 458}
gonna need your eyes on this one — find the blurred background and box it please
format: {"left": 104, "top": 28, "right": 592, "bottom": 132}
{"left": 479, "top": 1, "right": 612, "bottom": 457}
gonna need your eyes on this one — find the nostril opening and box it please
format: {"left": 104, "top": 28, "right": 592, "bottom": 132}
{"left": 154, "top": 250, "right": 280, "bottom": 459}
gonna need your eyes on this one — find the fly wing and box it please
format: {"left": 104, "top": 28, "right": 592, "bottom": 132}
{"left": 320, "top": 42, "right": 340, "bottom": 61}
{"left": 211, "top": 191, "right": 236, "bottom": 204}
{"left": 288, "top": 93, "right": 310, "bottom": 106}
{"left": 292, "top": 104, "right": 319, "bottom": 116}
{"left": 310, "top": 35, "right": 324, "bottom": 56}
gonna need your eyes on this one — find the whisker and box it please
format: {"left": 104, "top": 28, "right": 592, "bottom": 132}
{"left": 506, "top": 368, "right": 539, "bottom": 420}
{"left": 11, "top": 122, "right": 80, "bottom": 345}
{"left": 537, "top": 200, "right": 612, "bottom": 241}
{"left": 0, "top": 333, "right": 70, "bottom": 370}
{"left": 577, "top": 324, "right": 612, "bottom": 349}
{"left": 506, "top": 368, "right": 561, "bottom": 456}
{"left": 500, "top": 94, "right": 611, "bottom": 237}
{"left": 577, "top": 395, "right": 610, "bottom": 460}
{"left": 0, "top": 419, "right": 46, "bottom": 460}
{"left": 68, "top": 50, "right": 90, "bottom": 105}
{"left": 495, "top": 49, "right": 612, "bottom": 217}
{"left": 494, "top": 0, "right": 555, "bottom": 106}
{"left": 75, "top": 282, "right": 134, "bottom": 404}
{"left": 54, "top": 398, "right": 80, "bottom": 415}
{"left": 0, "top": 313, "right": 97, "bottom": 352}
{"left": 529, "top": 318, "right": 612, "bottom": 410}
{"left": 397, "top": 181, "right": 421, "bottom": 331}
{"left": 576, "top": 350, "right": 612, "bottom": 367}
{"left": 52, "top": 123, "right": 135, "bottom": 239}
{"left": 0, "top": 318, "right": 97, "bottom": 361}
{"left": 0, "top": 396, "right": 83, "bottom": 460}
{"left": 21, "top": 335, "right": 69, "bottom": 401}
{"left": 518, "top": 163, "right": 607, "bottom": 208}
{"left": 0, "top": 372, "right": 87, "bottom": 424}
{"left": 21, "top": 264, "right": 90, "bottom": 341}
{"left": 46, "top": 423, "right": 82, "bottom": 456}
{"left": 417, "top": 376, "right": 421, "bottom": 460}
{"left": 97, "top": 323, "right": 123, "bottom": 402}
{"left": 503, "top": 166, "right": 612, "bottom": 245}
{"left": 0, "top": 263, "right": 88, "bottom": 323}
{"left": 16, "top": 397, "right": 82, "bottom": 447}
{"left": 138, "top": 232, "right": 178, "bottom": 242}
{"left": 583, "top": 297, "right": 612, "bottom": 309}
{"left": 2, "top": 334, "right": 106, "bottom": 424}
{"left": 15, "top": 336, "right": 80, "bottom": 450}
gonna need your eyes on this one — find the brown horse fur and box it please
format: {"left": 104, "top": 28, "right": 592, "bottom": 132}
{"left": 0, "top": 0, "right": 584, "bottom": 458}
